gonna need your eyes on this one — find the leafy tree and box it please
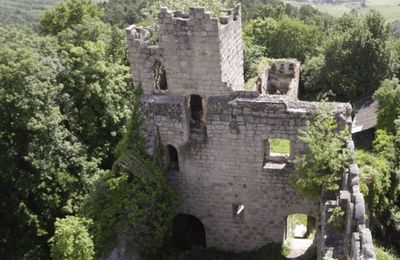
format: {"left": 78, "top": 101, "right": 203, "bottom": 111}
{"left": 39, "top": 0, "right": 134, "bottom": 167}
{"left": 0, "top": 27, "right": 100, "bottom": 259}
{"left": 291, "top": 103, "right": 351, "bottom": 199}
{"left": 100, "top": 0, "right": 147, "bottom": 26}
{"left": 304, "top": 12, "right": 392, "bottom": 101}
{"left": 374, "top": 78, "right": 400, "bottom": 134}
{"left": 83, "top": 89, "right": 178, "bottom": 258}
{"left": 49, "top": 216, "right": 94, "bottom": 260}
{"left": 40, "top": 0, "right": 100, "bottom": 34}
{"left": 244, "top": 16, "right": 322, "bottom": 63}
{"left": 356, "top": 149, "right": 391, "bottom": 219}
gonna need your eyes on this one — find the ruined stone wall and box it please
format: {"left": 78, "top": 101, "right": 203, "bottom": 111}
{"left": 218, "top": 5, "right": 244, "bottom": 91}
{"left": 251, "top": 59, "right": 300, "bottom": 100}
{"left": 126, "top": 5, "right": 244, "bottom": 98}
{"left": 319, "top": 141, "right": 376, "bottom": 260}
{"left": 140, "top": 91, "right": 351, "bottom": 250}
{"left": 126, "top": 5, "right": 375, "bottom": 258}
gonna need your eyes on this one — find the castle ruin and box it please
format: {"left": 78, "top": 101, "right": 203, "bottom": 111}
{"left": 125, "top": 5, "right": 375, "bottom": 259}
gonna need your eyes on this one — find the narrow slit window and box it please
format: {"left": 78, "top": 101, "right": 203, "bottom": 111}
{"left": 153, "top": 60, "right": 168, "bottom": 90}
{"left": 190, "top": 95, "right": 204, "bottom": 122}
{"left": 167, "top": 145, "right": 179, "bottom": 171}
{"left": 232, "top": 203, "right": 245, "bottom": 224}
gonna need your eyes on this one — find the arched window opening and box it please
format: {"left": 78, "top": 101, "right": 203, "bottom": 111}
{"left": 283, "top": 214, "right": 316, "bottom": 257}
{"left": 279, "top": 63, "right": 285, "bottom": 74}
{"left": 288, "top": 63, "right": 294, "bottom": 72}
{"left": 166, "top": 145, "right": 179, "bottom": 171}
{"left": 190, "top": 95, "right": 204, "bottom": 122}
{"left": 153, "top": 60, "right": 168, "bottom": 90}
{"left": 171, "top": 214, "right": 207, "bottom": 251}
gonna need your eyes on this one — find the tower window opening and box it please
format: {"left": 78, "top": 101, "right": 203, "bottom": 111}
{"left": 167, "top": 145, "right": 179, "bottom": 171}
{"left": 153, "top": 60, "right": 168, "bottom": 91}
{"left": 263, "top": 138, "right": 291, "bottom": 166}
{"left": 190, "top": 95, "right": 204, "bottom": 122}
{"left": 232, "top": 203, "right": 245, "bottom": 224}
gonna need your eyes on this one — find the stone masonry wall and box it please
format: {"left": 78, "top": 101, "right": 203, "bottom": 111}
{"left": 140, "top": 91, "right": 352, "bottom": 250}
{"left": 126, "top": 5, "right": 244, "bottom": 98}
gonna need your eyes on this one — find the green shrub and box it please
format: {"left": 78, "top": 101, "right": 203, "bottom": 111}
{"left": 291, "top": 103, "right": 350, "bottom": 199}
{"left": 49, "top": 216, "right": 94, "bottom": 260}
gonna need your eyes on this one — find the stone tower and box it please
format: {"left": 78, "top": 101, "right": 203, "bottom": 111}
{"left": 126, "top": 5, "right": 244, "bottom": 98}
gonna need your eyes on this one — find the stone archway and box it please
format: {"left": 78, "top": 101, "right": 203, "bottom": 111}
{"left": 285, "top": 214, "right": 316, "bottom": 259}
{"left": 171, "top": 214, "right": 207, "bottom": 251}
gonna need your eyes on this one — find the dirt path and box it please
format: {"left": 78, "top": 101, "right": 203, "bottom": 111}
{"left": 286, "top": 238, "right": 313, "bottom": 259}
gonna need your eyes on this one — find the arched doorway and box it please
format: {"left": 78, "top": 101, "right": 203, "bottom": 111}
{"left": 284, "top": 214, "right": 316, "bottom": 259}
{"left": 171, "top": 214, "right": 206, "bottom": 251}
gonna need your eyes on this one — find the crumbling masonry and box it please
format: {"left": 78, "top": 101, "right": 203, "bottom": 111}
{"left": 125, "top": 5, "right": 375, "bottom": 259}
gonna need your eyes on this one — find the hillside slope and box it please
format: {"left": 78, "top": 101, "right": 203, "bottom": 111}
{"left": 0, "top": 0, "right": 104, "bottom": 25}
{"left": 285, "top": 0, "right": 400, "bottom": 22}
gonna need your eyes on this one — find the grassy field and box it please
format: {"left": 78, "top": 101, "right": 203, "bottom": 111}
{"left": 0, "top": 0, "right": 106, "bottom": 25}
{"left": 375, "top": 242, "right": 400, "bottom": 260}
{"left": 284, "top": 0, "right": 400, "bottom": 22}
{"left": 270, "top": 138, "right": 291, "bottom": 155}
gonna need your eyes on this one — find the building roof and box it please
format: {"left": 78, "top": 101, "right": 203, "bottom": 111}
{"left": 351, "top": 94, "right": 378, "bottom": 134}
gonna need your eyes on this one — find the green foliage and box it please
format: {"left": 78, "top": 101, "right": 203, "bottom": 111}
{"left": 287, "top": 214, "right": 308, "bottom": 238}
{"left": 244, "top": 16, "right": 323, "bottom": 63}
{"left": 327, "top": 206, "right": 345, "bottom": 233}
{"left": 0, "top": 26, "right": 100, "bottom": 258}
{"left": 356, "top": 149, "right": 392, "bottom": 218}
{"left": 37, "top": 0, "right": 135, "bottom": 168}
{"left": 206, "top": 243, "right": 289, "bottom": 260}
{"left": 83, "top": 88, "right": 178, "bottom": 258}
{"left": 84, "top": 154, "right": 178, "bottom": 259}
{"left": 375, "top": 242, "right": 400, "bottom": 260}
{"left": 39, "top": 0, "right": 100, "bottom": 34}
{"left": 270, "top": 139, "right": 291, "bottom": 155}
{"left": 304, "top": 11, "right": 392, "bottom": 101}
{"left": 291, "top": 103, "right": 351, "bottom": 199}
{"left": 374, "top": 78, "right": 400, "bottom": 134}
{"left": 49, "top": 216, "right": 94, "bottom": 260}
{"left": 100, "top": 0, "right": 147, "bottom": 27}
{"left": 243, "top": 37, "right": 266, "bottom": 82}
{"left": 0, "top": 0, "right": 134, "bottom": 257}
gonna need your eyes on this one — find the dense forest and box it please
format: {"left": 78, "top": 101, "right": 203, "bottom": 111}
{"left": 1, "top": 0, "right": 400, "bottom": 259}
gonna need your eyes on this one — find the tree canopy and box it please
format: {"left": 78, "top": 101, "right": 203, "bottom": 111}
{"left": 291, "top": 104, "right": 350, "bottom": 199}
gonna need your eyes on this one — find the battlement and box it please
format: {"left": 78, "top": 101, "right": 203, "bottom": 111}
{"left": 158, "top": 5, "right": 241, "bottom": 29}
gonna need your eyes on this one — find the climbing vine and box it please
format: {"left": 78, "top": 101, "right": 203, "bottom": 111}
{"left": 83, "top": 88, "right": 179, "bottom": 259}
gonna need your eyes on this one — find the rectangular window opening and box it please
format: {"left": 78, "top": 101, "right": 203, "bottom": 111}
{"left": 263, "top": 138, "right": 291, "bottom": 168}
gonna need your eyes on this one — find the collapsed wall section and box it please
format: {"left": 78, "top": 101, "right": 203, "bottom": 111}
{"left": 319, "top": 141, "right": 376, "bottom": 260}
